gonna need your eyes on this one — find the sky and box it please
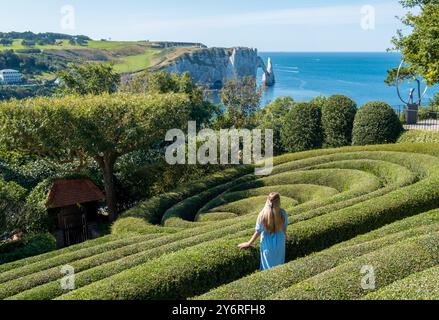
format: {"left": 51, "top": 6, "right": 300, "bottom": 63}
{"left": 0, "top": 0, "right": 409, "bottom": 52}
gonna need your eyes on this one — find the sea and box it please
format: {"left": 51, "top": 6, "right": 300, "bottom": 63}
{"left": 257, "top": 52, "right": 438, "bottom": 109}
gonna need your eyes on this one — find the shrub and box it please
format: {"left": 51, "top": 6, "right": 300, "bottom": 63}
{"left": 0, "top": 179, "right": 28, "bottom": 234}
{"left": 111, "top": 217, "right": 180, "bottom": 235}
{"left": 398, "top": 130, "right": 439, "bottom": 144}
{"left": 365, "top": 265, "right": 439, "bottom": 300}
{"left": 0, "top": 234, "right": 125, "bottom": 274}
{"left": 3, "top": 143, "right": 439, "bottom": 300}
{"left": 322, "top": 95, "right": 357, "bottom": 148}
{"left": 42, "top": 159, "right": 439, "bottom": 299}
{"left": 57, "top": 238, "right": 259, "bottom": 300}
{"left": 161, "top": 173, "right": 257, "bottom": 224}
{"left": 352, "top": 101, "right": 403, "bottom": 146}
{"left": 258, "top": 97, "right": 294, "bottom": 155}
{"left": 0, "top": 233, "right": 56, "bottom": 265}
{"left": 21, "top": 180, "right": 54, "bottom": 234}
{"left": 281, "top": 102, "right": 323, "bottom": 152}
{"left": 271, "top": 232, "right": 439, "bottom": 300}
{"left": 197, "top": 209, "right": 439, "bottom": 300}
{"left": 120, "top": 165, "right": 253, "bottom": 225}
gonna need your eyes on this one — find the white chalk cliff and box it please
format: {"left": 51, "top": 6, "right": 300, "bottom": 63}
{"left": 163, "top": 47, "right": 275, "bottom": 89}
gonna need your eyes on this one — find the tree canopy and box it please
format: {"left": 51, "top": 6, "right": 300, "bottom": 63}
{"left": 0, "top": 93, "right": 194, "bottom": 221}
{"left": 57, "top": 63, "right": 121, "bottom": 95}
{"left": 125, "top": 70, "right": 217, "bottom": 127}
{"left": 389, "top": 0, "right": 439, "bottom": 85}
{"left": 219, "top": 76, "right": 262, "bottom": 129}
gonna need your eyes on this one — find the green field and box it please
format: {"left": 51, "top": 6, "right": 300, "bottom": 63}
{"left": 3, "top": 142, "right": 439, "bottom": 300}
{"left": 0, "top": 39, "right": 149, "bottom": 51}
{"left": 111, "top": 49, "right": 161, "bottom": 73}
{"left": 0, "top": 39, "right": 182, "bottom": 75}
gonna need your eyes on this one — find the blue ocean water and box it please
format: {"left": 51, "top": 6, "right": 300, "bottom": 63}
{"left": 257, "top": 52, "right": 438, "bottom": 108}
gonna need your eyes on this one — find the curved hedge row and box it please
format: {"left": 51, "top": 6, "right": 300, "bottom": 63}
{"left": 121, "top": 166, "right": 254, "bottom": 225}
{"left": 3, "top": 143, "right": 439, "bottom": 300}
{"left": 271, "top": 231, "right": 439, "bottom": 300}
{"left": 364, "top": 265, "right": 439, "bottom": 300}
{"left": 198, "top": 209, "right": 439, "bottom": 300}
{"left": 57, "top": 238, "right": 258, "bottom": 300}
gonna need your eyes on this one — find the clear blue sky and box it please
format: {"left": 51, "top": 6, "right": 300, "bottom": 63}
{"left": 1, "top": 0, "right": 408, "bottom": 51}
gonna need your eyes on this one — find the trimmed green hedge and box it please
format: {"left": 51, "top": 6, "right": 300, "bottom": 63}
{"left": 53, "top": 166, "right": 439, "bottom": 300}
{"left": 161, "top": 172, "right": 257, "bottom": 225}
{"left": 398, "top": 130, "right": 439, "bottom": 144}
{"left": 111, "top": 217, "right": 181, "bottom": 235}
{"left": 0, "top": 234, "right": 125, "bottom": 274}
{"left": 119, "top": 165, "right": 254, "bottom": 226}
{"left": 197, "top": 184, "right": 339, "bottom": 217}
{"left": 364, "top": 265, "right": 439, "bottom": 300}
{"left": 0, "top": 234, "right": 153, "bottom": 285}
{"left": 197, "top": 209, "right": 439, "bottom": 300}
{"left": 352, "top": 101, "right": 403, "bottom": 146}
{"left": 322, "top": 95, "right": 357, "bottom": 148}
{"left": 3, "top": 143, "right": 439, "bottom": 300}
{"left": 56, "top": 238, "right": 259, "bottom": 300}
{"left": 271, "top": 231, "right": 439, "bottom": 300}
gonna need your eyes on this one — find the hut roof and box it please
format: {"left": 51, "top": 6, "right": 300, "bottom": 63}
{"left": 46, "top": 179, "right": 105, "bottom": 209}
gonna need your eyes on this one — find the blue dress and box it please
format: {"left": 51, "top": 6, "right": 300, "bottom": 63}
{"left": 255, "top": 209, "right": 288, "bottom": 271}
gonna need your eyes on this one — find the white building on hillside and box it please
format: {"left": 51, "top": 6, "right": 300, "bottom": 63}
{"left": 0, "top": 69, "right": 22, "bottom": 85}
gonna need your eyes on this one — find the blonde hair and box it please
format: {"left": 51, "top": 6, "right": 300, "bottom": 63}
{"left": 257, "top": 192, "right": 284, "bottom": 233}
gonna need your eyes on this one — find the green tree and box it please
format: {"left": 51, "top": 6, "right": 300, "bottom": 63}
{"left": 257, "top": 96, "right": 294, "bottom": 155}
{"left": 125, "top": 70, "right": 216, "bottom": 127}
{"left": 0, "top": 93, "right": 193, "bottom": 221}
{"left": 322, "top": 95, "right": 357, "bottom": 148}
{"left": 388, "top": 0, "right": 439, "bottom": 85}
{"left": 58, "top": 63, "right": 121, "bottom": 95}
{"left": 280, "top": 102, "right": 323, "bottom": 153}
{"left": 220, "top": 77, "right": 262, "bottom": 128}
{"left": 0, "top": 38, "right": 13, "bottom": 46}
{"left": 21, "top": 39, "right": 35, "bottom": 47}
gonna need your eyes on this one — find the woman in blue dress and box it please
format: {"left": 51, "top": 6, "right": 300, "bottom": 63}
{"left": 238, "top": 192, "right": 288, "bottom": 270}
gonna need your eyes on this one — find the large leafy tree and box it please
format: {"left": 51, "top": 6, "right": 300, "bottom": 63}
{"left": 219, "top": 76, "right": 262, "bottom": 129}
{"left": 387, "top": 0, "right": 439, "bottom": 86}
{"left": 0, "top": 93, "right": 192, "bottom": 221}
{"left": 58, "top": 63, "right": 121, "bottom": 95}
{"left": 125, "top": 70, "right": 216, "bottom": 127}
{"left": 257, "top": 96, "right": 294, "bottom": 155}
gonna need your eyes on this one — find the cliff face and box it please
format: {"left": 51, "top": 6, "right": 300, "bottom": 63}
{"left": 163, "top": 47, "right": 273, "bottom": 89}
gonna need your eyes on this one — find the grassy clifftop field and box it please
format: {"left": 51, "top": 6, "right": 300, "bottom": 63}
{"left": 2, "top": 142, "right": 439, "bottom": 300}
{"left": 0, "top": 36, "right": 200, "bottom": 76}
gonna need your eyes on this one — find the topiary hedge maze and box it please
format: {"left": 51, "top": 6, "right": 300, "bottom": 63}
{"left": 3, "top": 143, "right": 439, "bottom": 300}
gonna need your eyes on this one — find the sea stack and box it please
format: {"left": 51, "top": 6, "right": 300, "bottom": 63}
{"left": 262, "top": 57, "right": 275, "bottom": 86}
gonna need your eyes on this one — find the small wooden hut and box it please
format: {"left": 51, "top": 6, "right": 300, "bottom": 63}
{"left": 46, "top": 179, "right": 105, "bottom": 247}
